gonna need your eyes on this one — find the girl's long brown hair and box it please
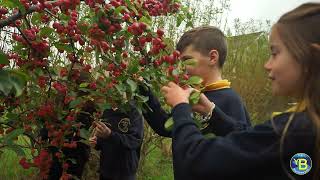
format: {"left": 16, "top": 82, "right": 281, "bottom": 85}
{"left": 275, "top": 3, "right": 320, "bottom": 179}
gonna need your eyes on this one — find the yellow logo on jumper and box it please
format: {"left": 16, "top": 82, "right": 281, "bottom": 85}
{"left": 294, "top": 159, "right": 308, "bottom": 171}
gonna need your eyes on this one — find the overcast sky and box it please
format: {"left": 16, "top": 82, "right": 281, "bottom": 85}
{"left": 227, "top": 0, "right": 319, "bottom": 23}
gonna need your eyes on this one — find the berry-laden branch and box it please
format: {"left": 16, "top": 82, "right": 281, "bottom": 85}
{"left": 0, "top": 6, "right": 37, "bottom": 29}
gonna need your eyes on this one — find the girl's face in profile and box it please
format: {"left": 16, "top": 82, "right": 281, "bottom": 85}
{"left": 264, "top": 26, "right": 304, "bottom": 97}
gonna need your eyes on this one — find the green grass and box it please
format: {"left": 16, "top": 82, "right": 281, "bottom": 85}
{"left": 138, "top": 145, "right": 174, "bottom": 180}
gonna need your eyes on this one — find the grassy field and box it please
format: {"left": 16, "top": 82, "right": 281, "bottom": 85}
{"left": 138, "top": 144, "right": 173, "bottom": 180}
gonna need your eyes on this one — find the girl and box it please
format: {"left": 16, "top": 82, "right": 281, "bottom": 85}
{"left": 161, "top": 3, "right": 320, "bottom": 180}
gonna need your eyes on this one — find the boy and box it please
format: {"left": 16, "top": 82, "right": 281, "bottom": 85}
{"left": 90, "top": 102, "right": 143, "bottom": 180}
{"left": 142, "top": 26, "right": 251, "bottom": 137}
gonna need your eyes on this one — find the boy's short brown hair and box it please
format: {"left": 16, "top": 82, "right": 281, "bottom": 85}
{"left": 176, "top": 26, "right": 227, "bottom": 68}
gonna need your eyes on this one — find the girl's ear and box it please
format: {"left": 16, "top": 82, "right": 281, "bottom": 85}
{"left": 209, "top": 49, "right": 219, "bottom": 66}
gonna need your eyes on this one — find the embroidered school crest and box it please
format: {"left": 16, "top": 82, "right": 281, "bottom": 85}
{"left": 118, "top": 118, "right": 130, "bottom": 133}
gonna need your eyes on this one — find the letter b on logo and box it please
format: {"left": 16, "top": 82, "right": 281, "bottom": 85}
{"left": 290, "top": 153, "right": 312, "bottom": 175}
{"left": 297, "top": 159, "right": 308, "bottom": 171}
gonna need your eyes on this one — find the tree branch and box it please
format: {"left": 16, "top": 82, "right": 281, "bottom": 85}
{"left": 0, "top": 6, "right": 38, "bottom": 29}
{"left": 16, "top": 25, "right": 33, "bottom": 47}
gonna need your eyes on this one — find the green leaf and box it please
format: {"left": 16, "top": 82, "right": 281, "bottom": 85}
{"left": 59, "top": 14, "right": 70, "bottom": 22}
{"left": 164, "top": 117, "right": 174, "bottom": 131}
{"left": 5, "top": 144, "right": 26, "bottom": 156}
{"left": 124, "top": 0, "right": 138, "bottom": 15}
{"left": 176, "top": 13, "right": 184, "bottom": 27}
{"left": 31, "top": 13, "right": 41, "bottom": 25}
{"left": 10, "top": 70, "right": 29, "bottom": 82}
{"left": 78, "top": 88, "right": 90, "bottom": 92}
{"left": 9, "top": 73, "right": 25, "bottom": 96}
{"left": 135, "top": 94, "right": 149, "bottom": 103}
{"left": 204, "top": 133, "right": 216, "bottom": 139}
{"left": 0, "top": 70, "right": 27, "bottom": 97}
{"left": 128, "top": 59, "right": 139, "bottom": 74}
{"left": 126, "top": 79, "right": 137, "bottom": 93}
{"left": 39, "top": 27, "right": 54, "bottom": 37}
{"left": 0, "top": 51, "right": 9, "bottom": 65}
{"left": 114, "top": 6, "right": 126, "bottom": 15}
{"left": 78, "top": 21, "right": 90, "bottom": 34}
{"left": 54, "top": 43, "right": 73, "bottom": 53}
{"left": 0, "top": 78, "right": 12, "bottom": 96}
{"left": 79, "top": 83, "right": 89, "bottom": 88}
{"left": 115, "top": 83, "right": 126, "bottom": 94}
{"left": 1, "top": 0, "right": 25, "bottom": 14}
{"left": 139, "top": 16, "right": 152, "bottom": 26}
{"left": 193, "top": 117, "right": 202, "bottom": 128}
{"left": 187, "top": 76, "right": 203, "bottom": 85}
{"left": 172, "top": 69, "right": 179, "bottom": 76}
{"left": 69, "top": 98, "right": 82, "bottom": 108}
{"left": 6, "top": 112, "right": 19, "bottom": 120}
{"left": 80, "top": 128, "right": 90, "bottom": 140}
{"left": 3, "top": 128, "right": 24, "bottom": 142}
{"left": 189, "top": 91, "right": 200, "bottom": 105}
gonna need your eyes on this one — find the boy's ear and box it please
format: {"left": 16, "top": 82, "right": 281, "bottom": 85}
{"left": 209, "top": 49, "right": 219, "bottom": 66}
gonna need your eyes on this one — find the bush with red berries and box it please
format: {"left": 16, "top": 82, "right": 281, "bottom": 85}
{"left": 0, "top": 0, "right": 199, "bottom": 179}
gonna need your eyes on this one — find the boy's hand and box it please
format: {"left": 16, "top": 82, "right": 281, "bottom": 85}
{"left": 89, "top": 135, "right": 97, "bottom": 147}
{"left": 161, "top": 82, "right": 192, "bottom": 107}
{"left": 192, "top": 93, "right": 215, "bottom": 115}
{"left": 312, "top": 43, "right": 320, "bottom": 50}
{"left": 94, "top": 121, "right": 112, "bottom": 139}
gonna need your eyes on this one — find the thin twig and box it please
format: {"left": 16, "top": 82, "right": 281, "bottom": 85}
{"left": 16, "top": 25, "right": 33, "bottom": 47}
{"left": 44, "top": 9, "right": 59, "bottom": 20}
{"left": 67, "top": 37, "right": 78, "bottom": 80}
{"left": 44, "top": 66, "right": 53, "bottom": 99}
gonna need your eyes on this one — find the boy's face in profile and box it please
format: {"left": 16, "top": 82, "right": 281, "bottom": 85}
{"left": 180, "top": 45, "right": 213, "bottom": 81}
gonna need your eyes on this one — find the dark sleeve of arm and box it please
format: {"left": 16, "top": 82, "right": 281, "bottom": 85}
{"left": 142, "top": 89, "right": 172, "bottom": 137}
{"left": 209, "top": 105, "right": 250, "bottom": 136}
{"left": 95, "top": 137, "right": 104, "bottom": 151}
{"left": 107, "top": 107, "right": 144, "bottom": 150}
{"left": 172, "top": 103, "right": 279, "bottom": 177}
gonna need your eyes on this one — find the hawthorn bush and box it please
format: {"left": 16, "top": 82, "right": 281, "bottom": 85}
{"left": 0, "top": 0, "right": 198, "bottom": 179}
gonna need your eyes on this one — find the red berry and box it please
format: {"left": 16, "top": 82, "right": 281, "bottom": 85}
{"left": 168, "top": 65, "right": 175, "bottom": 75}
{"left": 139, "top": 22, "right": 147, "bottom": 30}
{"left": 157, "top": 28, "right": 164, "bottom": 37}
{"left": 173, "top": 50, "right": 180, "bottom": 59}
{"left": 89, "top": 82, "right": 97, "bottom": 89}
{"left": 107, "top": 63, "right": 115, "bottom": 71}
{"left": 120, "top": 62, "right": 127, "bottom": 69}
{"left": 0, "top": 8, "right": 8, "bottom": 15}
{"left": 122, "top": 52, "right": 128, "bottom": 58}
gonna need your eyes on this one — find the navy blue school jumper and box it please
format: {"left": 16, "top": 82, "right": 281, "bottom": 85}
{"left": 171, "top": 103, "right": 315, "bottom": 180}
{"left": 96, "top": 106, "right": 144, "bottom": 180}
